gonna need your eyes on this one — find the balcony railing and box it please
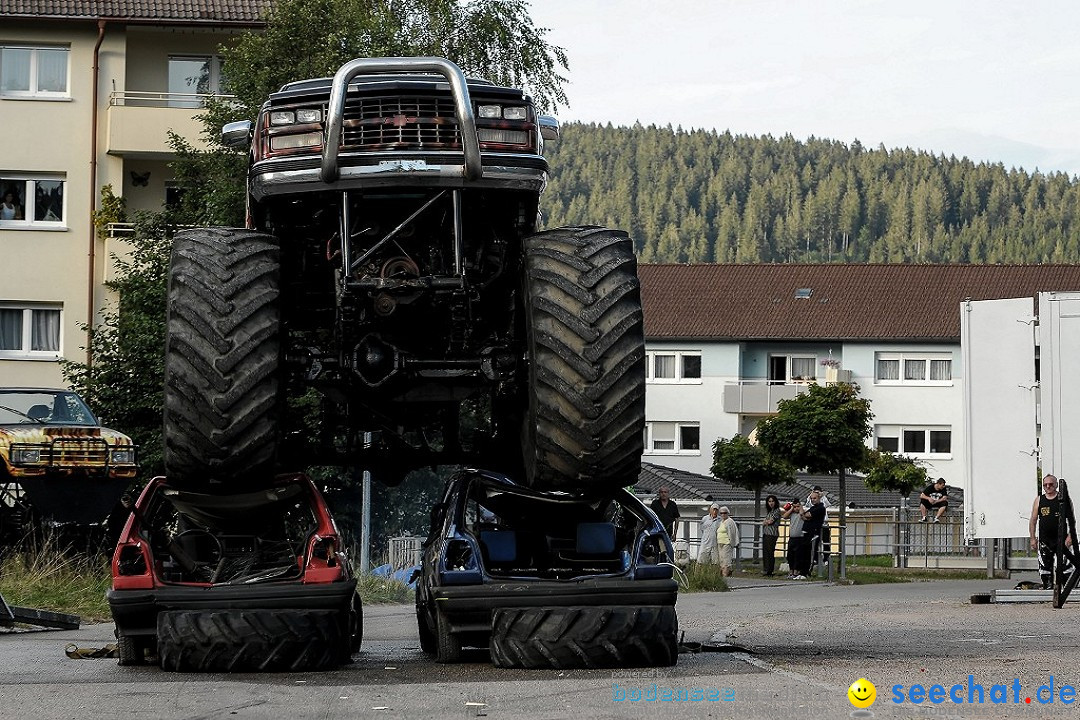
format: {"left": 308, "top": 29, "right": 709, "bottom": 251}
{"left": 106, "top": 92, "right": 237, "bottom": 156}
{"left": 108, "top": 90, "right": 237, "bottom": 109}
{"left": 722, "top": 380, "right": 809, "bottom": 414}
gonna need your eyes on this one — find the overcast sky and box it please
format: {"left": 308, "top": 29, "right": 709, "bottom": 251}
{"left": 528, "top": 0, "right": 1080, "bottom": 177}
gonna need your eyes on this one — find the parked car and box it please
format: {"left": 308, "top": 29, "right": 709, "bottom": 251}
{"left": 415, "top": 468, "right": 679, "bottom": 668}
{"left": 0, "top": 388, "right": 137, "bottom": 543}
{"left": 107, "top": 473, "right": 361, "bottom": 671}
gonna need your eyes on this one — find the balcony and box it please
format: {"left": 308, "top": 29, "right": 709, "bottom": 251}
{"left": 105, "top": 91, "right": 236, "bottom": 158}
{"left": 722, "top": 380, "right": 809, "bottom": 414}
{"left": 722, "top": 368, "right": 853, "bottom": 414}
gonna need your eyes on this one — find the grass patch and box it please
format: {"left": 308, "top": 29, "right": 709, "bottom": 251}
{"left": 848, "top": 554, "right": 894, "bottom": 568}
{"left": 357, "top": 572, "right": 413, "bottom": 604}
{"left": 680, "top": 561, "right": 729, "bottom": 592}
{"left": 841, "top": 566, "right": 990, "bottom": 585}
{"left": 0, "top": 544, "right": 111, "bottom": 622}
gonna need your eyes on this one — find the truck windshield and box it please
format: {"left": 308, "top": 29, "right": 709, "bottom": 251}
{"left": 0, "top": 390, "right": 98, "bottom": 425}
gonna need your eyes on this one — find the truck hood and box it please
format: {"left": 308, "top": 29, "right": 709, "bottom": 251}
{"left": 0, "top": 425, "right": 134, "bottom": 445}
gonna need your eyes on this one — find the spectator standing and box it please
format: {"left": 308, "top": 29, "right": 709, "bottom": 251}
{"left": 918, "top": 478, "right": 949, "bottom": 523}
{"left": 805, "top": 485, "right": 832, "bottom": 553}
{"left": 798, "top": 489, "right": 827, "bottom": 576}
{"left": 805, "top": 485, "right": 831, "bottom": 508}
{"left": 650, "top": 486, "right": 681, "bottom": 540}
{"left": 782, "top": 498, "right": 805, "bottom": 579}
{"left": 1029, "top": 474, "right": 1074, "bottom": 590}
{"left": 716, "top": 506, "right": 740, "bottom": 577}
{"left": 761, "top": 495, "right": 782, "bottom": 576}
{"left": 698, "top": 503, "right": 722, "bottom": 564}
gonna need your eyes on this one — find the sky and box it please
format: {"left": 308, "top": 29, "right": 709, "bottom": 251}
{"left": 527, "top": 0, "right": 1080, "bottom": 177}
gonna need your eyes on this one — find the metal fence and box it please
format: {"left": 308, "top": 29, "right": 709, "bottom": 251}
{"left": 678, "top": 507, "right": 1030, "bottom": 574}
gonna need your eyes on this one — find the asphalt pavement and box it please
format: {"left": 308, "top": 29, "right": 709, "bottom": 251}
{"left": 2, "top": 574, "right": 1079, "bottom": 719}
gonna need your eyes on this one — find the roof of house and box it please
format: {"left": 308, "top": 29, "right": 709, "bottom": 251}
{"left": 639, "top": 263, "right": 1080, "bottom": 341}
{"left": 635, "top": 462, "right": 961, "bottom": 511}
{"left": 0, "top": 0, "right": 273, "bottom": 24}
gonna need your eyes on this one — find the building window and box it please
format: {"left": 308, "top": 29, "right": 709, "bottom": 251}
{"left": 875, "top": 353, "right": 952, "bottom": 384}
{"left": 165, "top": 183, "right": 186, "bottom": 210}
{"left": 0, "top": 177, "right": 65, "bottom": 227}
{"left": 645, "top": 422, "right": 701, "bottom": 455}
{"left": 875, "top": 425, "right": 952, "bottom": 457}
{"left": 646, "top": 351, "right": 702, "bottom": 383}
{"left": 768, "top": 354, "right": 816, "bottom": 384}
{"left": 1, "top": 46, "right": 69, "bottom": 98}
{"left": 168, "top": 55, "right": 225, "bottom": 108}
{"left": 0, "top": 305, "right": 61, "bottom": 358}
{"left": 681, "top": 354, "right": 701, "bottom": 379}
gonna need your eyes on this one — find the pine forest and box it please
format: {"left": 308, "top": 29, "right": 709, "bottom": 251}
{"left": 541, "top": 122, "right": 1080, "bottom": 264}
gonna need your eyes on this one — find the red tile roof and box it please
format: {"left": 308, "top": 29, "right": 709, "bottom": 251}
{"left": 639, "top": 263, "right": 1080, "bottom": 341}
{"left": 0, "top": 0, "right": 273, "bottom": 23}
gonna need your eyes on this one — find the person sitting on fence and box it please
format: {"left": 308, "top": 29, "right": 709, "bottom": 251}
{"left": 918, "top": 478, "right": 949, "bottom": 523}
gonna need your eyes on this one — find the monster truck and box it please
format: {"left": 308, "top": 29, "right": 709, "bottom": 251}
{"left": 0, "top": 388, "right": 137, "bottom": 544}
{"left": 162, "top": 57, "right": 645, "bottom": 493}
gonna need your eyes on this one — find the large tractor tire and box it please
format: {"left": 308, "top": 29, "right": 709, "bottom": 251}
{"left": 489, "top": 605, "right": 678, "bottom": 669}
{"left": 520, "top": 226, "right": 646, "bottom": 492}
{"left": 157, "top": 609, "right": 343, "bottom": 672}
{"left": 163, "top": 228, "right": 281, "bottom": 487}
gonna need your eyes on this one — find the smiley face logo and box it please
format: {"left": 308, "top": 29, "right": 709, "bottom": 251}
{"left": 848, "top": 678, "right": 876, "bottom": 709}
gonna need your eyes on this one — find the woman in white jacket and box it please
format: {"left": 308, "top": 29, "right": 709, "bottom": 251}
{"left": 698, "top": 503, "right": 722, "bottom": 564}
{"left": 716, "top": 506, "right": 740, "bottom": 576}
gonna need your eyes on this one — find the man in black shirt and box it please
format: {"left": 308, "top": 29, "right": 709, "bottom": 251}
{"left": 1029, "top": 474, "right": 1073, "bottom": 590}
{"left": 918, "top": 478, "right": 949, "bottom": 523}
{"left": 649, "top": 486, "right": 681, "bottom": 540}
{"left": 796, "top": 489, "right": 827, "bottom": 577}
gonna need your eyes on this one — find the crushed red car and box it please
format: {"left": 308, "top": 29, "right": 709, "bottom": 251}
{"left": 107, "top": 473, "right": 361, "bottom": 671}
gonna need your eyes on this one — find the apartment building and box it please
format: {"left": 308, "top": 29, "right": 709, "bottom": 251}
{"left": 639, "top": 263, "right": 1080, "bottom": 486}
{"left": 0, "top": 0, "right": 271, "bottom": 387}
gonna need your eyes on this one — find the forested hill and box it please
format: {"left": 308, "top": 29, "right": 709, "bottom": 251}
{"left": 541, "top": 122, "right": 1080, "bottom": 264}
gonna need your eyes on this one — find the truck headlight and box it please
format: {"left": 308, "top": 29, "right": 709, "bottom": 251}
{"left": 270, "top": 132, "right": 323, "bottom": 151}
{"left": 478, "top": 129, "right": 528, "bottom": 145}
{"left": 110, "top": 449, "right": 135, "bottom": 465}
{"left": 270, "top": 110, "right": 296, "bottom": 126}
{"left": 11, "top": 448, "right": 42, "bottom": 464}
{"left": 270, "top": 109, "right": 322, "bottom": 126}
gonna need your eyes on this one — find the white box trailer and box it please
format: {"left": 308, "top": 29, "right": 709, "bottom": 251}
{"left": 961, "top": 292, "right": 1080, "bottom": 540}
{"left": 1037, "top": 292, "right": 1080, "bottom": 484}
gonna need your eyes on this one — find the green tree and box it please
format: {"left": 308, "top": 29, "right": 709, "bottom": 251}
{"left": 172, "top": 0, "right": 568, "bottom": 226}
{"left": 61, "top": 212, "right": 175, "bottom": 478}
{"left": 711, "top": 434, "right": 795, "bottom": 558}
{"left": 755, "top": 383, "right": 873, "bottom": 577}
{"left": 862, "top": 449, "right": 927, "bottom": 498}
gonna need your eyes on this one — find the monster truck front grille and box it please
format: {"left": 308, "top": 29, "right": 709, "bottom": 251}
{"left": 48, "top": 438, "right": 109, "bottom": 467}
{"left": 340, "top": 95, "right": 462, "bottom": 150}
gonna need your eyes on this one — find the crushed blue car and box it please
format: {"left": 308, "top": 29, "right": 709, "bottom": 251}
{"left": 415, "top": 468, "right": 679, "bottom": 668}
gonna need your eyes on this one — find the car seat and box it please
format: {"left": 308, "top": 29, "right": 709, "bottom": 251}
{"left": 26, "top": 404, "right": 51, "bottom": 422}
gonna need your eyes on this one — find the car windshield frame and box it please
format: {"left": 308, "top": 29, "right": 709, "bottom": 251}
{"left": 0, "top": 390, "right": 100, "bottom": 426}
